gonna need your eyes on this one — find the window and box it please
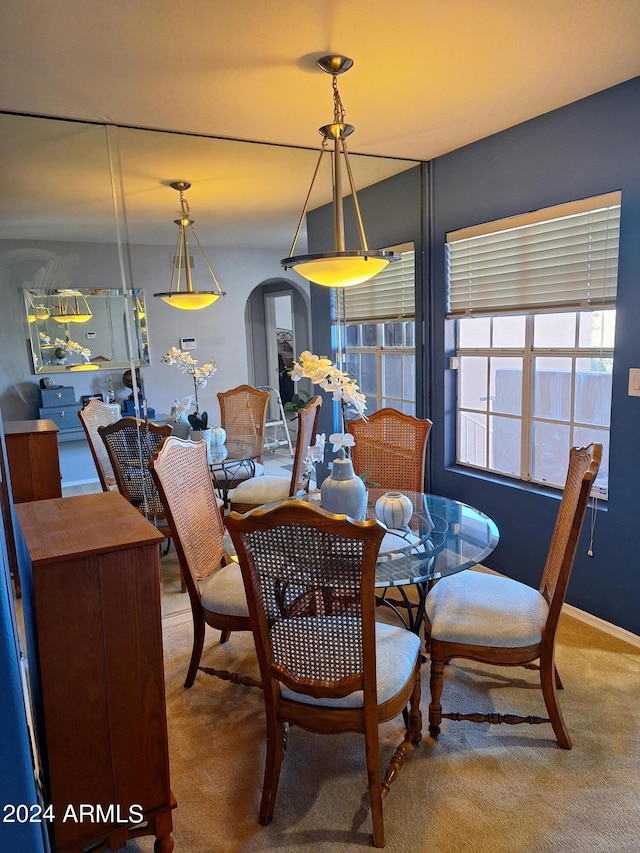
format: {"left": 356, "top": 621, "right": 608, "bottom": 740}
{"left": 447, "top": 194, "right": 620, "bottom": 498}
{"left": 334, "top": 244, "right": 416, "bottom": 414}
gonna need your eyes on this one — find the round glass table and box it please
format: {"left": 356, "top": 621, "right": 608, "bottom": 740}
{"left": 366, "top": 488, "right": 499, "bottom": 632}
{"left": 304, "top": 487, "right": 499, "bottom": 633}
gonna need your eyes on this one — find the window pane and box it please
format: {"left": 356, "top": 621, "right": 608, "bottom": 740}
{"left": 403, "top": 400, "right": 416, "bottom": 416}
{"left": 490, "top": 358, "right": 522, "bottom": 415}
{"left": 383, "top": 354, "right": 402, "bottom": 398}
{"left": 346, "top": 352, "right": 359, "bottom": 380}
{"left": 573, "top": 427, "right": 609, "bottom": 498}
{"left": 403, "top": 355, "right": 415, "bottom": 401}
{"left": 575, "top": 358, "right": 613, "bottom": 425}
{"left": 458, "top": 411, "right": 487, "bottom": 466}
{"left": 578, "top": 309, "right": 616, "bottom": 349}
{"left": 359, "top": 353, "right": 377, "bottom": 395}
{"left": 533, "top": 313, "right": 576, "bottom": 348}
{"left": 489, "top": 416, "right": 521, "bottom": 476}
{"left": 493, "top": 315, "right": 526, "bottom": 348}
{"left": 532, "top": 357, "right": 571, "bottom": 421}
{"left": 383, "top": 322, "right": 403, "bottom": 347}
{"left": 346, "top": 324, "right": 360, "bottom": 347}
{"left": 531, "top": 421, "right": 570, "bottom": 487}
{"left": 459, "top": 316, "right": 490, "bottom": 348}
{"left": 362, "top": 323, "right": 377, "bottom": 346}
{"left": 459, "top": 356, "right": 488, "bottom": 410}
{"left": 405, "top": 321, "right": 415, "bottom": 347}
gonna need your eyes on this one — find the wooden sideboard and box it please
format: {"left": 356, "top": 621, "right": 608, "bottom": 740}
{"left": 4, "top": 419, "right": 62, "bottom": 503}
{"left": 16, "top": 491, "right": 175, "bottom": 852}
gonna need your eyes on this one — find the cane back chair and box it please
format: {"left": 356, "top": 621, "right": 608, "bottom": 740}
{"left": 77, "top": 399, "right": 121, "bottom": 490}
{"left": 230, "top": 395, "right": 322, "bottom": 512}
{"left": 150, "top": 437, "right": 258, "bottom": 689}
{"left": 226, "top": 500, "right": 422, "bottom": 848}
{"left": 425, "top": 443, "right": 602, "bottom": 749}
{"left": 347, "top": 408, "right": 432, "bottom": 491}
{"left": 98, "top": 417, "right": 173, "bottom": 552}
{"left": 213, "top": 384, "right": 270, "bottom": 489}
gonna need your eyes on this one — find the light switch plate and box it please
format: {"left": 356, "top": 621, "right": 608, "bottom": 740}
{"left": 628, "top": 368, "right": 640, "bottom": 396}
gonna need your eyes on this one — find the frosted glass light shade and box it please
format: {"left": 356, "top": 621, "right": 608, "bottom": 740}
{"left": 282, "top": 251, "right": 395, "bottom": 288}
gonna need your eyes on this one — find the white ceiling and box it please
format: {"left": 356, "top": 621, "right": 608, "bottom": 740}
{"left": 1, "top": 0, "right": 639, "bottom": 248}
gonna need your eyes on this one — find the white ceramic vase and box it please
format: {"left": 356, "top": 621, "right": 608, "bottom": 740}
{"left": 320, "top": 450, "right": 368, "bottom": 520}
{"left": 191, "top": 428, "right": 213, "bottom": 464}
{"left": 375, "top": 491, "right": 413, "bottom": 529}
{"left": 210, "top": 427, "right": 226, "bottom": 446}
{"left": 171, "top": 411, "right": 191, "bottom": 439}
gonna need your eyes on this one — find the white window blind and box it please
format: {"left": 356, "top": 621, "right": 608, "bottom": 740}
{"left": 446, "top": 192, "right": 621, "bottom": 318}
{"left": 338, "top": 244, "right": 415, "bottom": 322}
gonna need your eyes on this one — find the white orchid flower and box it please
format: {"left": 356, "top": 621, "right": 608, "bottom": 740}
{"left": 329, "top": 432, "right": 355, "bottom": 453}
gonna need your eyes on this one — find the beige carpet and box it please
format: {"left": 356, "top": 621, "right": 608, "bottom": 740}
{"left": 124, "top": 612, "right": 640, "bottom": 852}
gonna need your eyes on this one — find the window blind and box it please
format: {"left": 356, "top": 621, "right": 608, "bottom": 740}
{"left": 337, "top": 244, "right": 415, "bottom": 322}
{"left": 446, "top": 192, "right": 621, "bottom": 318}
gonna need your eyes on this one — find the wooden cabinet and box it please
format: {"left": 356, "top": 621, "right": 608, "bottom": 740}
{"left": 16, "top": 491, "right": 175, "bottom": 852}
{"left": 4, "top": 419, "right": 62, "bottom": 503}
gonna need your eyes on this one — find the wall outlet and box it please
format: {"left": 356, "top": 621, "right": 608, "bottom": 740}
{"left": 628, "top": 368, "right": 640, "bottom": 397}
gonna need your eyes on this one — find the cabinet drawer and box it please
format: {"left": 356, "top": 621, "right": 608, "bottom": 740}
{"left": 39, "top": 403, "right": 82, "bottom": 430}
{"left": 40, "top": 386, "right": 76, "bottom": 407}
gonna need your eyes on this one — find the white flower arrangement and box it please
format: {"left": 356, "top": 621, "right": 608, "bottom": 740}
{"left": 289, "top": 351, "right": 367, "bottom": 420}
{"left": 162, "top": 347, "right": 217, "bottom": 430}
{"left": 39, "top": 331, "right": 51, "bottom": 345}
{"left": 291, "top": 351, "right": 364, "bottom": 477}
{"left": 55, "top": 336, "right": 91, "bottom": 363}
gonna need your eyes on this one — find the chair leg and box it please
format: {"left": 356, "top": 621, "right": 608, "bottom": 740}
{"left": 258, "top": 714, "right": 287, "bottom": 826}
{"left": 540, "top": 651, "right": 572, "bottom": 749}
{"left": 428, "top": 657, "right": 445, "bottom": 738}
{"left": 184, "top": 615, "right": 206, "bottom": 689}
{"left": 555, "top": 664, "right": 564, "bottom": 690}
{"left": 364, "top": 718, "right": 384, "bottom": 848}
{"left": 220, "top": 628, "right": 231, "bottom": 644}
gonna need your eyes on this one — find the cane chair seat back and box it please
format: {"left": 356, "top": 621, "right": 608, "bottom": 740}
{"left": 347, "top": 408, "right": 432, "bottom": 491}
{"left": 226, "top": 500, "right": 422, "bottom": 847}
{"left": 425, "top": 443, "right": 602, "bottom": 750}
{"left": 77, "top": 399, "right": 121, "bottom": 490}
{"left": 98, "top": 417, "right": 172, "bottom": 521}
{"left": 230, "top": 395, "right": 322, "bottom": 512}
{"left": 150, "top": 437, "right": 257, "bottom": 689}
{"left": 217, "top": 384, "right": 270, "bottom": 440}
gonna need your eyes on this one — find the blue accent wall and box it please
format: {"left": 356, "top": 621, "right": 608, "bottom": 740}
{"left": 310, "top": 77, "right": 640, "bottom": 635}
{"left": 430, "top": 77, "right": 640, "bottom": 634}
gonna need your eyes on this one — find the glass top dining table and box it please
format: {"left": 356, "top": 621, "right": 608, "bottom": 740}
{"left": 307, "top": 487, "right": 499, "bottom": 633}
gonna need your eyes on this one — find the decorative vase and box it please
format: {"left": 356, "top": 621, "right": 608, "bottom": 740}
{"left": 320, "top": 449, "right": 368, "bottom": 520}
{"left": 191, "top": 428, "right": 213, "bottom": 464}
{"left": 375, "top": 491, "right": 413, "bottom": 529}
{"left": 210, "top": 426, "right": 226, "bottom": 446}
{"left": 171, "top": 411, "right": 191, "bottom": 439}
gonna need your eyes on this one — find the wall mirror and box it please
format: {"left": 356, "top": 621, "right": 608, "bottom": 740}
{"left": 24, "top": 287, "right": 148, "bottom": 373}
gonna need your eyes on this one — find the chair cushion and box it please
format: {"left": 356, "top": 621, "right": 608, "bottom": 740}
{"left": 201, "top": 561, "right": 249, "bottom": 618}
{"left": 280, "top": 621, "right": 420, "bottom": 708}
{"left": 425, "top": 570, "right": 549, "bottom": 648}
{"left": 231, "top": 474, "right": 293, "bottom": 506}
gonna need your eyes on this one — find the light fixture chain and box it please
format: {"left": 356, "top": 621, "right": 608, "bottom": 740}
{"left": 332, "top": 74, "right": 346, "bottom": 127}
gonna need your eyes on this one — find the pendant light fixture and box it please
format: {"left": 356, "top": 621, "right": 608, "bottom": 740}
{"left": 282, "top": 55, "right": 399, "bottom": 288}
{"left": 153, "top": 181, "right": 225, "bottom": 310}
{"left": 50, "top": 289, "right": 93, "bottom": 323}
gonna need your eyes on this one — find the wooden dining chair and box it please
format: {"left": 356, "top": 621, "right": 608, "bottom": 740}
{"left": 77, "top": 399, "right": 121, "bottom": 490}
{"left": 98, "top": 417, "right": 173, "bottom": 554}
{"left": 150, "top": 437, "right": 259, "bottom": 689}
{"left": 347, "top": 408, "right": 432, "bottom": 492}
{"left": 213, "top": 384, "right": 270, "bottom": 490}
{"left": 425, "top": 442, "right": 602, "bottom": 749}
{"left": 230, "top": 395, "right": 322, "bottom": 512}
{"left": 226, "top": 500, "right": 422, "bottom": 848}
